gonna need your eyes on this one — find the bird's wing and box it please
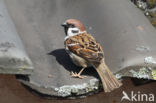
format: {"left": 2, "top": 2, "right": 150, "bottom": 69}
{"left": 65, "top": 33, "right": 104, "bottom": 65}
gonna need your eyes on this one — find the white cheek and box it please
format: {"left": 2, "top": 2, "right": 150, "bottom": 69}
{"left": 67, "top": 28, "right": 80, "bottom": 36}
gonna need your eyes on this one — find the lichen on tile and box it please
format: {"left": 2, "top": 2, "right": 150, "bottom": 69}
{"left": 136, "top": 45, "right": 150, "bottom": 52}
{"left": 152, "top": 69, "right": 156, "bottom": 80}
{"left": 115, "top": 73, "right": 123, "bottom": 79}
{"left": 144, "top": 56, "right": 156, "bottom": 64}
{"left": 129, "top": 67, "right": 150, "bottom": 79}
{"left": 56, "top": 79, "right": 99, "bottom": 97}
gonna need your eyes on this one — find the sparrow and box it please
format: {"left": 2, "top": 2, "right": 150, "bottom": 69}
{"left": 61, "top": 19, "right": 122, "bottom": 92}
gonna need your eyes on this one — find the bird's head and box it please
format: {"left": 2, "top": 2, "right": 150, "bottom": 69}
{"left": 61, "top": 19, "right": 86, "bottom": 37}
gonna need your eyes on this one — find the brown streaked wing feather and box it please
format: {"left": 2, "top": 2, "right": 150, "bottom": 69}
{"left": 65, "top": 33, "right": 104, "bottom": 65}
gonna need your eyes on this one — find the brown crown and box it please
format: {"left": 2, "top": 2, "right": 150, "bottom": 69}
{"left": 66, "top": 19, "right": 86, "bottom": 32}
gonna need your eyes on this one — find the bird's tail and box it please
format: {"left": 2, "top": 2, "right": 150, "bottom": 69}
{"left": 95, "top": 60, "right": 122, "bottom": 92}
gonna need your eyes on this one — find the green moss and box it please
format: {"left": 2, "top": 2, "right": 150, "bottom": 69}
{"left": 151, "top": 14, "right": 156, "bottom": 27}
{"left": 147, "top": 0, "right": 156, "bottom": 9}
{"left": 148, "top": 12, "right": 156, "bottom": 27}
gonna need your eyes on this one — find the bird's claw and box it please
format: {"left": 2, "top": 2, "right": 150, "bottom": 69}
{"left": 71, "top": 71, "right": 87, "bottom": 79}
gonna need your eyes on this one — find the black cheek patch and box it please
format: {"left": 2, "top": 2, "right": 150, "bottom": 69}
{"left": 72, "top": 30, "right": 78, "bottom": 33}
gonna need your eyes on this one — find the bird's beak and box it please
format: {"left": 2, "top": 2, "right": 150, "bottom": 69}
{"left": 61, "top": 22, "right": 67, "bottom": 27}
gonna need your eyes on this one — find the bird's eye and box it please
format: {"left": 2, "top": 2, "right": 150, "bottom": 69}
{"left": 70, "top": 24, "right": 75, "bottom": 28}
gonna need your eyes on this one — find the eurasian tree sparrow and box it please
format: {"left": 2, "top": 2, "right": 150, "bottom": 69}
{"left": 61, "top": 19, "right": 122, "bottom": 92}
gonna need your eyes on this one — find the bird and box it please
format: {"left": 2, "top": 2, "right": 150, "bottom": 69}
{"left": 61, "top": 19, "right": 122, "bottom": 92}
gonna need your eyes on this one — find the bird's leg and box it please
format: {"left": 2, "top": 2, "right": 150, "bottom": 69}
{"left": 71, "top": 67, "right": 87, "bottom": 79}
